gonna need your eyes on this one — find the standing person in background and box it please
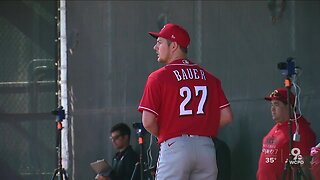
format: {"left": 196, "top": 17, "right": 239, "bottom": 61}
{"left": 257, "top": 88, "right": 316, "bottom": 180}
{"left": 138, "top": 23, "right": 233, "bottom": 180}
{"left": 310, "top": 143, "right": 320, "bottom": 179}
{"left": 95, "top": 123, "right": 139, "bottom": 180}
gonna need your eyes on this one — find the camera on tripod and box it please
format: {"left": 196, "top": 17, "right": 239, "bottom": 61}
{"left": 132, "top": 122, "right": 147, "bottom": 136}
{"left": 51, "top": 106, "right": 65, "bottom": 122}
{"left": 50, "top": 105, "right": 69, "bottom": 180}
{"left": 277, "top": 57, "right": 296, "bottom": 77}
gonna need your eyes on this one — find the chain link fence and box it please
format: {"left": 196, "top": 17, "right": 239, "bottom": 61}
{"left": 0, "top": 1, "right": 57, "bottom": 179}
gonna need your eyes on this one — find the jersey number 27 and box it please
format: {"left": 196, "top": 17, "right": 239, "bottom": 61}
{"left": 179, "top": 86, "right": 207, "bottom": 116}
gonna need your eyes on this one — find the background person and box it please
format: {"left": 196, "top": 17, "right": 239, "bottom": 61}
{"left": 95, "top": 123, "right": 139, "bottom": 180}
{"left": 310, "top": 143, "right": 320, "bottom": 179}
{"left": 256, "top": 88, "right": 316, "bottom": 180}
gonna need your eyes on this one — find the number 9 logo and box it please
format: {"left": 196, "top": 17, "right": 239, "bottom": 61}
{"left": 291, "top": 148, "right": 301, "bottom": 161}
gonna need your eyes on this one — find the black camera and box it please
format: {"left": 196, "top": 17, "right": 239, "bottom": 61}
{"left": 277, "top": 57, "right": 296, "bottom": 77}
{"left": 132, "top": 122, "right": 147, "bottom": 136}
{"left": 133, "top": 122, "right": 143, "bottom": 129}
{"left": 51, "top": 106, "right": 65, "bottom": 121}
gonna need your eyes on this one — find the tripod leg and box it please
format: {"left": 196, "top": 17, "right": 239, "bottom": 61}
{"left": 51, "top": 169, "right": 58, "bottom": 180}
{"left": 282, "top": 162, "right": 293, "bottom": 180}
{"left": 62, "top": 168, "right": 69, "bottom": 180}
{"left": 282, "top": 170, "right": 287, "bottom": 180}
{"left": 294, "top": 166, "right": 306, "bottom": 180}
{"left": 282, "top": 163, "right": 288, "bottom": 180}
{"left": 50, "top": 168, "right": 68, "bottom": 180}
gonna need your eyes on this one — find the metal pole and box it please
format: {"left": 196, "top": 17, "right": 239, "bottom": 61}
{"left": 59, "top": 0, "right": 69, "bottom": 173}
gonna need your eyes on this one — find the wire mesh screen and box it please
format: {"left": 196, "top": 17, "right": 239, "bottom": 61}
{"left": 1, "top": 1, "right": 319, "bottom": 180}
{"left": 0, "top": 1, "right": 57, "bottom": 179}
{"left": 66, "top": 1, "right": 320, "bottom": 180}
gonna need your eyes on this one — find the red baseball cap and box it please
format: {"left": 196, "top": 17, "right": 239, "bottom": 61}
{"left": 264, "top": 88, "right": 295, "bottom": 105}
{"left": 149, "top": 23, "right": 190, "bottom": 48}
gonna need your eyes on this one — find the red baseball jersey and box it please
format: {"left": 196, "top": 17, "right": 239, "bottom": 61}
{"left": 138, "top": 59, "right": 230, "bottom": 143}
{"left": 311, "top": 146, "right": 320, "bottom": 179}
{"left": 256, "top": 116, "right": 316, "bottom": 180}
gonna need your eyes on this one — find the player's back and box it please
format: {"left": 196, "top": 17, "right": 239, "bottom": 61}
{"left": 150, "top": 59, "right": 228, "bottom": 143}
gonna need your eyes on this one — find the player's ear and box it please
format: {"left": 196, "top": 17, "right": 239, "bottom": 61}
{"left": 171, "top": 41, "right": 179, "bottom": 51}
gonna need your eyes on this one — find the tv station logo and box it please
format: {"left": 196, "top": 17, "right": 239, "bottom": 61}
{"left": 286, "top": 148, "right": 304, "bottom": 165}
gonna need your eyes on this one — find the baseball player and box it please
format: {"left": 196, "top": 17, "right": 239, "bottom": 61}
{"left": 256, "top": 88, "right": 316, "bottom": 180}
{"left": 138, "top": 23, "right": 233, "bottom": 180}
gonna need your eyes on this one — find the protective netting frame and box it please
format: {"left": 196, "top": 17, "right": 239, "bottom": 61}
{"left": 0, "top": 1, "right": 57, "bottom": 179}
